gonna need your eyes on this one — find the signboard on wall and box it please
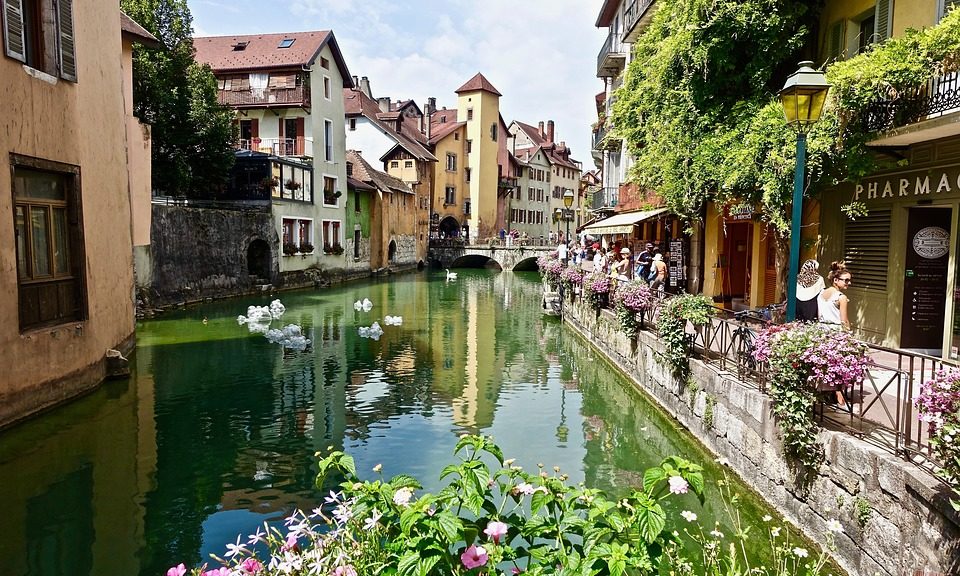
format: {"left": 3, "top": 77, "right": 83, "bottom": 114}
{"left": 900, "top": 207, "right": 951, "bottom": 353}
{"left": 723, "top": 203, "right": 755, "bottom": 222}
{"left": 669, "top": 238, "right": 687, "bottom": 288}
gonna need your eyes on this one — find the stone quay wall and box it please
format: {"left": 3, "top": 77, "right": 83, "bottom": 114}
{"left": 565, "top": 302, "right": 959, "bottom": 576}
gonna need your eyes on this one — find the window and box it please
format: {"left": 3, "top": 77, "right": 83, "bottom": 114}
{"left": 12, "top": 157, "right": 85, "bottom": 331}
{"left": 3, "top": 0, "right": 76, "bottom": 81}
{"left": 349, "top": 118, "right": 356, "bottom": 131}
{"left": 858, "top": 14, "right": 876, "bottom": 53}
{"left": 324, "top": 119, "right": 333, "bottom": 161}
{"left": 354, "top": 229, "right": 361, "bottom": 259}
{"left": 323, "top": 175, "right": 337, "bottom": 205}
{"left": 445, "top": 186, "right": 455, "bottom": 205}
{"left": 278, "top": 38, "right": 295, "bottom": 48}
{"left": 490, "top": 123, "right": 498, "bottom": 141}
{"left": 843, "top": 208, "right": 890, "bottom": 291}
{"left": 282, "top": 218, "right": 312, "bottom": 250}
{"left": 322, "top": 220, "right": 341, "bottom": 249}
{"left": 466, "top": 139, "right": 472, "bottom": 153}
{"left": 446, "top": 153, "right": 457, "bottom": 172}
{"left": 454, "top": 132, "right": 459, "bottom": 141}
{"left": 320, "top": 56, "right": 329, "bottom": 69}
{"left": 354, "top": 190, "right": 361, "bottom": 213}
{"left": 465, "top": 167, "right": 471, "bottom": 182}
{"left": 463, "top": 200, "right": 471, "bottom": 215}
{"left": 390, "top": 161, "right": 399, "bottom": 168}
{"left": 323, "top": 76, "right": 331, "bottom": 99}
{"left": 404, "top": 160, "right": 413, "bottom": 168}
{"left": 467, "top": 108, "right": 474, "bottom": 121}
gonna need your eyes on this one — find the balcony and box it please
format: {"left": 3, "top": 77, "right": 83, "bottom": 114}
{"left": 622, "top": 0, "right": 658, "bottom": 43}
{"left": 237, "top": 137, "right": 314, "bottom": 158}
{"left": 596, "top": 30, "right": 627, "bottom": 78}
{"left": 591, "top": 186, "right": 619, "bottom": 210}
{"left": 861, "top": 72, "right": 960, "bottom": 147}
{"left": 218, "top": 86, "right": 311, "bottom": 109}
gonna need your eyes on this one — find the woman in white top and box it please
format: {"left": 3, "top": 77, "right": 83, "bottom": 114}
{"left": 818, "top": 261, "right": 852, "bottom": 330}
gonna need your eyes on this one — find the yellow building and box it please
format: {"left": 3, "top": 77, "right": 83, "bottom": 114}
{"left": 0, "top": 5, "right": 154, "bottom": 427}
{"left": 428, "top": 112, "right": 469, "bottom": 238}
{"left": 457, "top": 73, "right": 502, "bottom": 241}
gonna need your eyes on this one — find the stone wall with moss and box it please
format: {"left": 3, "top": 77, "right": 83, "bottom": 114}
{"left": 565, "top": 303, "right": 959, "bottom": 576}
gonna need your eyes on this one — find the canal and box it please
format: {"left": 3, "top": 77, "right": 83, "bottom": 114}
{"left": 1, "top": 270, "right": 789, "bottom": 575}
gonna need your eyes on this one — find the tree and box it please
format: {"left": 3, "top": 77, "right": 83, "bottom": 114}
{"left": 122, "top": 0, "right": 235, "bottom": 197}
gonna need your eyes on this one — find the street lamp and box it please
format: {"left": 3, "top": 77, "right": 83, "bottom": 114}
{"left": 779, "top": 61, "right": 830, "bottom": 322}
{"left": 563, "top": 189, "right": 575, "bottom": 244}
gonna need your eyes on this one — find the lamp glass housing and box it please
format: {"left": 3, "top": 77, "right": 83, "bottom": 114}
{"left": 562, "top": 189, "right": 575, "bottom": 208}
{"left": 778, "top": 61, "right": 830, "bottom": 134}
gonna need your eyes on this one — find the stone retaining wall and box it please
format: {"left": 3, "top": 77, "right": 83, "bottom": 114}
{"left": 566, "top": 302, "right": 959, "bottom": 576}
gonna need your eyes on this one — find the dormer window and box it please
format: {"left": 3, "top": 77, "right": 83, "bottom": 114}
{"left": 232, "top": 41, "right": 248, "bottom": 51}
{"left": 278, "top": 38, "right": 295, "bottom": 49}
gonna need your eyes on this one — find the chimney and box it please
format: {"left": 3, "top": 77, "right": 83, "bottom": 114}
{"left": 538, "top": 121, "right": 545, "bottom": 138}
{"left": 351, "top": 75, "right": 358, "bottom": 88}
{"left": 422, "top": 102, "right": 432, "bottom": 139}
{"left": 427, "top": 97, "right": 436, "bottom": 114}
{"left": 377, "top": 97, "right": 391, "bottom": 113}
{"left": 547, "top": 120, "right": 555, "bottom": 143}
{"left": 359, "top": 76, "right": 372, "bottom": 98}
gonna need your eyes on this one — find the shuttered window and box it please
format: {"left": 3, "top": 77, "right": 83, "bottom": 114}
{"left": 874, "top": 0, "right": 891, "bottom": 42}
{"left": 3, "top": 0, "right": 25, "bottom": 62}
{"left": 828, "top": 20, "right": 844, "bottom": 61}
{"left": 843, "top": 208, "right": 891, "bottom": 291}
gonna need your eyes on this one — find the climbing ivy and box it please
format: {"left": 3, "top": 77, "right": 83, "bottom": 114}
{"left": 612, "top": 1, "right": 960, "bottom": 238}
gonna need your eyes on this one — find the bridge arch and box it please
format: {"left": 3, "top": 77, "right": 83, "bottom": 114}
{"left": 450, "top": 254, "right": 503, "bottom": 270}
{"left": 512, "top": 256, "right": 539, "bottom": 271}
{"left": 438, "top": 216, "right": 462, "bottom": 239}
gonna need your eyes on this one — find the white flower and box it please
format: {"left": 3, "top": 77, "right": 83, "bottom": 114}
{"left": 771, "top": 527, "right": 781, "bottom": 538}
{"left": 826, "top": 519, "right": 843, "bottom": 533}
{"left": 668, "top": 475, "right": 689, "bottom": 495}
{"left": 680, "top": 510, "right": 698, "bottom": 522}
{"left": 225, "top": 535, "right": 247, "bottom": 558}
{"left": 514, "top": 482, "right": 536, "bottom": 496}
{"left": 393, "top": 487, "right": 414, "bottom": 506}
{"left": 762, "top": 515, "right": 773, "bottom": 522}
{"left": 363, "top": 508, "right": 383, "bottom": 531}
{"left": 709, "top": 529, "right": 724, "bottom": 539}
{"left": 793, "top": 547, "right": 809, "bottom": 558}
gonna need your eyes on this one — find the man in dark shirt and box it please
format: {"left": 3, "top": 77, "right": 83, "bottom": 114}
{"left": 635, "top": 243, "right": 654, "bottom": 284}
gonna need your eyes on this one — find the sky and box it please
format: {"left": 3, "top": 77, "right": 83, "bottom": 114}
{"left": 188, "top": 0, "right": 608, "bottom": 170}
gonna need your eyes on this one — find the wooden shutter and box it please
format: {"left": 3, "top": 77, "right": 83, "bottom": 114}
{"left": 251, "top": 118, "right": 259, "bottom": 139}
{"left": 843, "top": 208, "right": 891, "bottom": 291}
{"left": 828, "top": 21, "right": 844, "bottom": 60}
{"left": 56, "top": 0, "right": 76, "bottom": 81}
{"left": 3, "top": 0, "right": 25, "bottom": 62}
{"left": 874, "top": 0, "right": 891, "bottom": 42}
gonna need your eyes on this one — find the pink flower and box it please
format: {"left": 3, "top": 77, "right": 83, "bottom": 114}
{"left": 512, "top": 568, "right": 523, "bottom": 574}
{"left": 668, "top": 475, "right": 689, "bottom": 495}
{"left": 460, "top": 544, "right": 489, "bottom": 569}
{"left": 202, "top": 569, "right": 230, "bottom": 576}
{"left": 240, "top": 558, "right": 262, "bottom": 574}
{"left": 167, "top": 564, "right": 187, "bottom": 576}
{"left": 333, "top": 566, "right": 358, "bottom": 576}
{"left": 483, "top": 520, "right": 509, "bottom": 544}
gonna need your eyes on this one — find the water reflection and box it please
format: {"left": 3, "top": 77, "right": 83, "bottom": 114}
{"left": 0, "top": 270, "right": 782, "bottom": 576}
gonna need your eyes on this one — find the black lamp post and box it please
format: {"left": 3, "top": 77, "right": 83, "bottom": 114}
{"left": 563, "top": 189, "right": 575, "bottom": 245}
{"left": 778, "top": 61, "right": 830, "bottom": 322}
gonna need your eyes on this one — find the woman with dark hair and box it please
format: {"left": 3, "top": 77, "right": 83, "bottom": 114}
{"left": 818, "top": 261, "right": 852, "bottom": 330}
{"left": 796, "top": 259, "right": 824, "bottom": 322}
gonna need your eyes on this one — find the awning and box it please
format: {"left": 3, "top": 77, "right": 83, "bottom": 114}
{"left": 581, "top": 207, "right": 670, "bottom": 235}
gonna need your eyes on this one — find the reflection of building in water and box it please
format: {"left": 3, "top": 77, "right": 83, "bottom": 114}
{"left": 0, "top": 358, "right": 157, "bottom": 575}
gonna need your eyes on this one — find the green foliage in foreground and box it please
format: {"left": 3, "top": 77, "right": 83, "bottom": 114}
{"left": 167, "top": 435, "right": 842, "bottom": 575}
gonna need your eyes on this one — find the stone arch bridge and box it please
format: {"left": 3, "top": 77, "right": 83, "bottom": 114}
{"left": 428, "top": 242, "right": 553, "bottom": 271}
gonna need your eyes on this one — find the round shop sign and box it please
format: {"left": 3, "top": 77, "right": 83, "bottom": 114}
{"left": 912, "top": 226, "right": 950, "bottom": 259}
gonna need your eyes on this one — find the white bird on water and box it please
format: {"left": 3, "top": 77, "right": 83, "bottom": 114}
{"left": 446, "top": 269, "right": 458, "bottom": 280}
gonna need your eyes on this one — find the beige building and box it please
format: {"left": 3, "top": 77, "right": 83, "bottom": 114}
{"left": 0, "top": 4, "right": 155, "bottom": 427}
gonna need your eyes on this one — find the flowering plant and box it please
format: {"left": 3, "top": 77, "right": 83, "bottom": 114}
{"left": 560, "top": 266, "right": 583, "bottom": 296}
{"left": 166, "top": 435, "right": 710, "bottom": 575}
{"left": 753, "top": 323, "right": 868, "bottom": 472}
{"left": 915, "top": 368, "right": 960, "bottom": 503}
{"left": 537, "top": 254, "right": 564, "bottom": 289}
{"left": 657, "top": 294, "right": 714, "bottom": 379}
{"left": 582, "top": 272, "right": 611, "bottom": 309}
{"left": 613, "top": 280, "right": 653, "bottom": 338}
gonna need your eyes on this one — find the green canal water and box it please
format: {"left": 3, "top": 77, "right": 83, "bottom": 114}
{"left": 0, "top": 270, "right": 805, "bottom": 575}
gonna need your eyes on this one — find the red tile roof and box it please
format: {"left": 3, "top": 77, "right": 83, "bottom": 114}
{"left": 455, "top": 72, "right": 502, "bottom": 96}
{"left": 512, "top": 120, "right": 546, "bottom": 146}
{"left": 193, "top": 30, "right": 352, "bottom": 85}
{"left": 120, "top": 12, "right": 161, "bottom": 48}
{"left": 344, "top": 88, "right": 436, "bottom": 161}
{"left": 346, "top": 150, "right": 413, "bottom": 194}
{"left": 428, "top": 119, "right": 465, "bottom": 145}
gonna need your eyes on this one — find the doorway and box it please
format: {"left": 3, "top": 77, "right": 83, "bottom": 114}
{"left": 246, "top": 239, "right": 271, "bottom": 281}
{"left": 722, "top": 222, "right": 753, "bottom": 307}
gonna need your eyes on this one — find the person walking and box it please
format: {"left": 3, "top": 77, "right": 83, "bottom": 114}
{"left": 635, "top": 243, "right": 654, "bottom": 284}
{"left": 649, "top": 253, "right": 668, "bottom": 293}
{"left": 818, "top": 261, "right": 852, "bottom": 330}
{"left": 796, "top": 259, "right": 824, "bottom": 322}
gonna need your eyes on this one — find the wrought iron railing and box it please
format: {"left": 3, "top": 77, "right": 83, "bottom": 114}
{"left": 860, "top": 72, "right": 960, "bottom": 133}
{"left": 623, "top": 0, "right": 656, "bottom": 40}
{"left": 152, "top": 195, "right": 271, "bottom": 212}
{"left": 596, "top": 30, "right": 626, "bottom": 76}
{"left": 567, "top": 288, "right": 952, "bottom": 478}
{"left": 237, "top": 137, "right": 313, "bottom": 158}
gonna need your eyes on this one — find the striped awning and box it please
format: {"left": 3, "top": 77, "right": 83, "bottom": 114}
{"left": 582, "top": 207, "right": 670, "bottom": 235}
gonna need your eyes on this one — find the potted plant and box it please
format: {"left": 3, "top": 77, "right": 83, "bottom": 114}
{"left": 613, "top": 280, "right": 653, "bottom": 337}
{"left": 582, "top": 272, "right": 611, "bottom": 310}
{"left": 259, "top": 176, "right": 279, "bottom": 192}
{"left": 284, "top": 179, "right": 301, "bottom": 191}
{"left": 333, "top": 190, "right": 342, "bottom": 199}
{"left": 331, "top": 243, "right": 345, "bottom": 255}
{"left": 282, "top": 242, "right": 299, "bottom": 256}
{"left": 323, "top": 243, "right": 333, "bottom": 254}
{"left": 299, "top": 242, "right": 314, "bottom": 254}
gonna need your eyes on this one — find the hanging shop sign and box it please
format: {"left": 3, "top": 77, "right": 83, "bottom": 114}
{"left": 900, "top": 208, "right": 951, "bottom": 352}
{"left": 723, "top": 203, "right": 755, "bottom": 222}
{"left": 849, "top": 165, "right": 960, "bottom": 205}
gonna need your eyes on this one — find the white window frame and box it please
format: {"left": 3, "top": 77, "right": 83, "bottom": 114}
{"left": 297, "top": 217, "right": 314, "bottom": 248}
{"left": 324, "top": 118, "right": 334, "bottom": 162}
{"left": 322, "top": 219, "right": 342, "bottom": 248}
{"left": 446, "top": 153, "right": 457, "bottom": 172}
{"left": 323, "top": 75, "right": 331, "bottom": 100}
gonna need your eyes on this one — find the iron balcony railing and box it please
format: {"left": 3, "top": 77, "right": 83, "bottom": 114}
{"left": 590, "top": 186, "right": 618, "bottom": 210}
{"left": 218, "top": 86, "right": 311, "bottom": 108}
{"left": 569, "top": 290, "right": 951, "bottom": 479}
{"left": 596, "top": 30, "right": 626, "bottom": 77}
{"left": 237, "top": 137, "right": 314, "bottom": 158}
{"left": 860, "top": 71, "right": 960, "bottom": 133}
{"left": 592, "top": 125, "right": 608, "bottom": 151}
{"left": 622, "top": 0, "right": 656, "bottom": 40}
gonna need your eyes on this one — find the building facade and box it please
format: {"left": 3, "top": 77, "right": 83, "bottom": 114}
{"left": 0, "top": 4, "right": 154, "bottom": 427}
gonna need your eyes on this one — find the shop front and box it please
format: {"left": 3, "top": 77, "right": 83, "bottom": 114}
{"left": 819, "top": 136, "right": 960, "bottom": 357}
